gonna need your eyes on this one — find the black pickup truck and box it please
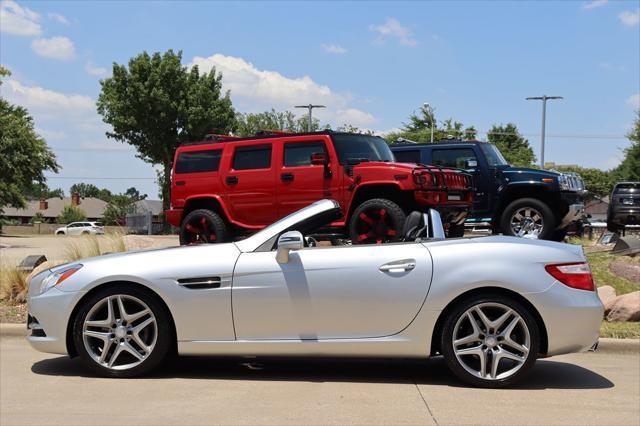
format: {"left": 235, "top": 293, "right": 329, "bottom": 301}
{"left": 390, "top": 140, "right": 587, "bottom": 240}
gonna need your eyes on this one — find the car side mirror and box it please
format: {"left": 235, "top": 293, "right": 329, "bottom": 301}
{"left": 310, "top": 152, "right": 326, "bottom": 165}
{"left": 465, "top": 159, "right": 478, "bottom": 169}
{"left": 276, "top": 231, "right": 304, "bottom": 263}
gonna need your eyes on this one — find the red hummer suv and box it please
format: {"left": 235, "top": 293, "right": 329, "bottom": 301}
{"left": 166, "top": 131, "right": 473, "bottom": 244}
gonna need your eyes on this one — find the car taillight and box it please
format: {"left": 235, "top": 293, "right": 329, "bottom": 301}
{"left": 544, "top": 262, "right": 594, "bottom": 291}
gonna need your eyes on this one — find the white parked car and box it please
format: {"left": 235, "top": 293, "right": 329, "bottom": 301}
{"left": 55, "top": 222, "right": 104, "bottom": 236}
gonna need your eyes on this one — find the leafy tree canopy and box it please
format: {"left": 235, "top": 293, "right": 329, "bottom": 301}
{"left": 614, "top": 110, "right": 640, "bottom": 182}
{"left": 487, "top": 123, "right": 536, "bottom": 167}
{"left": 234, "top": 109, "right": 324, "bottom": 136}
{"left": 553, "top": 165, "right": 615, "bottom": 200}
{"left": 70, "top": 183, "right": 112, "bottom": 202}
{"left": 96, "top": 50, "right": 236, "bottom": 211}
{"left": 0, "top": 66, "right": 59, "bottom": 211}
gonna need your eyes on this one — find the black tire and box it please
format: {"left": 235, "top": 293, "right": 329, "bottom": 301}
{"left": 440, "top": 293, "right": 540, "bottom": 388}
{"left": 72, "top": 284, "right": 173, "bottom": 378}
{"left": 606, "top": 221, "right": 620, "bottom": 234}
{"left": 179, "top": 209, "right": 227, "bottom": 245}
{"left": 82, "top": 231, "right": 90, "bottom": 235}
{"left": 500, "top": 198, "right": 555, "bottom": 240}
{"left": 56, "top": 231, "right": 65, "bottom": 235}
{"left": 447, "top": 223, "right": 465, "bottom": 238}
{"left": 348, "top": 198, "right": 406, "bottom": 244}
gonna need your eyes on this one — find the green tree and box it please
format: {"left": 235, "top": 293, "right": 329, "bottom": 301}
{"left": 58, "top": 204, "right": 87, "bottom": 223}
{"left": 234, "top": 109, "right": 324, "bottom": 136}
{"left": 403, "top": 104, "right": 435, "bottom": 132}
{"left": 385, "top": 105, "right": 470, "bottom": 144}
{"left": 615, "top": 110, "right": 640, "bottom": 182}
{"left": 487, "top": 123, "right": 536, "bottom": 167}
{"left": 0, "top": 67, "right": 60, "bottom": 212}
{"left": 97, "top": 50, "right": 236, "bottom": 212}
{"left": 23, "top": 182, "right": 65, "bottom": 200}
{"left": 69, "top": 183, "right": 113, "bottom": 201}
{"left": 29, "top": 212, "right": 46, "bottom": 224}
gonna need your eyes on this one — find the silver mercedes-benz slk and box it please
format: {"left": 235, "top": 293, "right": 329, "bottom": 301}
{"left": 27, "top": 199, "right": 603, "bottom": 387}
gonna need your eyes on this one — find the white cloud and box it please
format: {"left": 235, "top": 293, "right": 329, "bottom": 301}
{"left": 321, "top": 44, "right": 347, "bottom": 54}
{"left": 36, "top": 128, "right": 67, "bottom": 141}
{"left": 627, "top": 93, "right": 640, "bottom": 108}
{"left": 619, "top": 9, "right": 639, "bottom": 26}
{"left": 0, "top": 0, "right": 41, "bottom": 36}
{"left": 85, "top": 61, "right": 108, "bottom": 77}
{"left": 369, "top": 18, "right": 417, "bottom": 46}
{"left": 3, "top": 79, "right": 94, "bottom": 117}
{"left": 581, "top": 0, "right": 608, "bottom": 10}
{"left": 189, "top": 53, "right": 376, "bottom": 126}
{"left": 31, "top": 36, "right": 76, "bottom": 60}
{"left": 48, "top": 12, "right": 69, "bottom": 25}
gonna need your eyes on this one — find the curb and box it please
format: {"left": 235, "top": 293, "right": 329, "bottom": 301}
{"left": 1, "top": 323, "right": 638, "bottom": 353}
{"left": 0, "top": 323, "right": 26, "bottom": 338}
{"left": 596, "top": 337, "right": 640, "bottom": 354}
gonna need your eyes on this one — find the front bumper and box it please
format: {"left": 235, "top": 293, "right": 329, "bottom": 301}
{"left": 526, "top": 281, "right": 603, "bottom": 356}
{"left": 559, "top": 202, "right": 586, "bottom": 229}
{"left": 27, "top": 287, "right": 84, "bottom": 355}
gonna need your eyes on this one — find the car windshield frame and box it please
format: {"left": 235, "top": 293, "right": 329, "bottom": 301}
{"left": 331, "top": 134, "right": 394, "bottom": 165}
{"left": 478, "top": 143, "right": 509, "bottom": 167}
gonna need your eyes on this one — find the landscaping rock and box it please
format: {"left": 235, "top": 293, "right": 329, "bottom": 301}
{"left": 609, "top": 261, "right": 640, "bottom": 283}
{"left": 597, "top": 285, "right": 617, "bottom": 305}
{"left": 605, "top": 291, "right": 640, "bottom": 322}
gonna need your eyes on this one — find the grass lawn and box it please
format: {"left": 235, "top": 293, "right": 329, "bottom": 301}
{"left": 600, "top": 321, "right": 640, "bottom": 339}
{"left": 587, "top": 250, "right": 639, "bottom": 295}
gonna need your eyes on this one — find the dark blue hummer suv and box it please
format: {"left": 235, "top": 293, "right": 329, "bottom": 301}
{"left": 391, "top": 140, "right": 587, "bottom": 240}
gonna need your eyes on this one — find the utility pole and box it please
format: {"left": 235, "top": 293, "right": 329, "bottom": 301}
{"left": 526, "top": 95, "right": 562, "bottom": 168}
{"left": 295, "top": 104, "right": 326, "bottom": 131}
{"left": 423, "top": 103, "right": 435, "bottom": 143}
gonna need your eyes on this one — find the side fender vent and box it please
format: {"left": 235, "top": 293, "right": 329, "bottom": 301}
{"left": 177, "top": 276, "right": 221, "bottom": 289}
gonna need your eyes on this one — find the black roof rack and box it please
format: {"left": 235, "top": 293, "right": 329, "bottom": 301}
{"left": 179, "top": 130, "right": 383, "bottom": 147}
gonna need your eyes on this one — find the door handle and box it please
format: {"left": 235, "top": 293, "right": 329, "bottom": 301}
{"left": 281, "top": 173, "right": 294, "bottom": 182}
{"left": 379, "top": 260, "right": 416, "bottom": 272}
{"left": 226, "top": 176, "right": 238, "bottom": 185}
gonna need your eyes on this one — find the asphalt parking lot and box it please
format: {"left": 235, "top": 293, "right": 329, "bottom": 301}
{"left": 1, "top": 335, "right": 638, "bottom": 426}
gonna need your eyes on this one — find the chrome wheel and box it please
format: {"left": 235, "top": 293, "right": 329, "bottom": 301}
{"left": 452, "top": 302, "right": 531, "bottom": 381}
{"left": 510, "top": 207, "right": 544, "bottom": 238}
{"left": 82, "top": 295, "right": 157, "bottom": 370}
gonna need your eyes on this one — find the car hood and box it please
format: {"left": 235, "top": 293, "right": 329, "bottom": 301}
{"left": 500, "top": 166, "right": 560, "bottom": 179}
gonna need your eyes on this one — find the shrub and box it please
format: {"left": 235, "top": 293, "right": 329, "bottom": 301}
{"left": 0, "top": 265, "right": 28, "bottom": 304}
{"left": 57, "top": 204, "right": 86, "bottom": 224}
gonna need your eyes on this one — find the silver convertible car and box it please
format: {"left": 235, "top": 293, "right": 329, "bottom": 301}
{"left": 27, "top": 200, "right": 603, "bottom": 387}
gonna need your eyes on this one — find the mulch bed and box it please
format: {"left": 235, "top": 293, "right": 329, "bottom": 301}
{"left": 0, "top": 303, "right": 27, "bottom": 324}
{"left": 610, "top": 261, "right": 640, "bottom": 284}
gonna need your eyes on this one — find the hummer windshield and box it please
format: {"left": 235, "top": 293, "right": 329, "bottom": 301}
{"left": 332, "top": 134, "right": 394, "bottom": 164}
{"left": 479, "top": 143, "right": 509, "bottom": 167}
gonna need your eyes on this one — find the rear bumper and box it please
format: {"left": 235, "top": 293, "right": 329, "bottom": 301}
{"left": 608, "top": 208, "right": 640, "bottom": 225}
{"left": 526, "top": 282, "right": 603, "bottom": 356}
{"left": 414, "top": 191, "right": 472, "bottom": 224}
{"left": 165, "top": 208, "right": 183, "bottom": 227}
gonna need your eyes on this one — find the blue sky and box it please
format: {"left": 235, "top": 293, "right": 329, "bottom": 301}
{"left": 1, "top": 0, "right": 639, "bottom": 198}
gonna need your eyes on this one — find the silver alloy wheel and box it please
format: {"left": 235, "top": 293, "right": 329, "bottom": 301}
{"left": 452, "top": 302, "right": 530, "bottom": 381}
{"left": 510, "top": 207, "right": 544, "bottom": 238}
{"left": 82, "top": 295, "right": 157, "bottom": 370}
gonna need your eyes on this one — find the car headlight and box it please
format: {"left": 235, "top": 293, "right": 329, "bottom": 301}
{"left": 37, "top": 264, "right": 83, "bottom": 296}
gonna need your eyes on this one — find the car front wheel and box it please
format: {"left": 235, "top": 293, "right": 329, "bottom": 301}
{"left": 179, "top": 209, "right": 227, "bottom": 245}
{"left": 72, "top": 285, "right": 172, "bottom": 378}
{"left": 440, "top": 295, "right": 540, "bottom": 388}
{"left": 348, "top": 198, "right": 406, "bottom": 244}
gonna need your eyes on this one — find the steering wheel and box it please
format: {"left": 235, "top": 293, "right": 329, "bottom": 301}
{"left": 304, "top": 236, "right": 318, "bottom": 247}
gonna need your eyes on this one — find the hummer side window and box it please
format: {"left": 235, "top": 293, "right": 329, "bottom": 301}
{"left": 175, "top": 149, "right": 222, "bottom": 174}
{"left": 284, "top": 142, "right": 326, "bottom": 167}
{"left": 233, "top": 145, "right": 272, "bottom": 170}
{"left": 393, "top": 150, "right": 421, "bottom": 164}
{"left": 432, "top": 149, "right": 477, "bottom": 169}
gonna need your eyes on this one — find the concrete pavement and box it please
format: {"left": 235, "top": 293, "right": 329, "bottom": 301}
{"left": 1, "top": 336, "right": 638, "bottom": 425}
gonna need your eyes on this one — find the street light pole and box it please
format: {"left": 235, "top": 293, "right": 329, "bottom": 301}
{"left": 526, "top": 95, "right": 562, "bottom": 168}
{"left": 295, "top": 104, "right": 326, "bottom": 132}
{"left": 423, "top": 103, "right": 434, "bottom": 143}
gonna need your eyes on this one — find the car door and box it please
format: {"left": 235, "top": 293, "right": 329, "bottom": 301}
{"left": 277, "top": 140, "right": 338, "bottom": 217}
{"left": 67, "top": 223, "right": 80, "bottom": 235}
{"left": 224, "top": 143, "right": 278, "bottom": 226}
{"left": 232, "top": 243, "right": 432, "bottom": 340}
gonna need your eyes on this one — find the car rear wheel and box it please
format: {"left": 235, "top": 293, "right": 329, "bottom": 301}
{"left": 440, "top": 295, "right": 540, "bottom": 388}
{"left": 179, "top": 209, "right": 227, "bottom": 245}
{"left": 72, "top": 285, "right": 172, "bottom": 378}
{"left": 348, "top": 198, "right": 406, "bottom": 244}
{"left": 500, "top": 198, "right": 555, "bottom": 240}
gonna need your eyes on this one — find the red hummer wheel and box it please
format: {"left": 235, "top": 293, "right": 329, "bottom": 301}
{"left": 179, "top": 209, "right": 227, "bottom": 245}
{"left": 349, "top": 198, "right": 406, "bottom": 244}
